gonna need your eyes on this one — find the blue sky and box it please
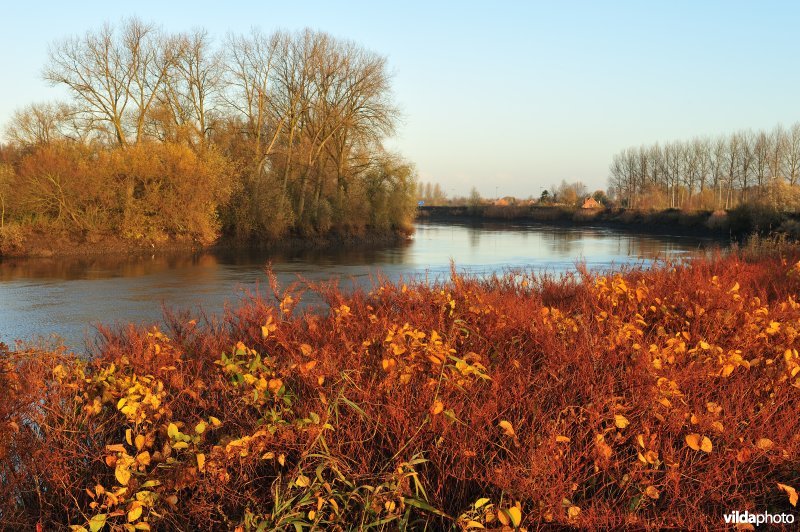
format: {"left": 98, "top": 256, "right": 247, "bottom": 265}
{"left": 1, "top": 1, "right": 799, "bottom": 197}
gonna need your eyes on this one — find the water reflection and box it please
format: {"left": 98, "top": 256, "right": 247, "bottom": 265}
{"left": 0, "top": 221, "right": 722, "bottom": 351}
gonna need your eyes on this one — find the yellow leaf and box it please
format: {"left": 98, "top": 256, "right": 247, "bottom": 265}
{"left": 135, "top": 434, "right": 145, "bottom": 451}
{"left": 167, "top": 423, "right": 179, "bottom": 439}
{"left": 115, "top": 466, "right": 131, "bottom": 486}
{"left": 172, "top": 441, "right": 189, "bottom": 450}
{"left": 430, "top": 400, "right": 444, "bottom": 416}
{"left": 88, "top": 514, "right": 107, "bottom": 532}
{"left": 506, "top": 505, "right": 522, "bottom": 527}
{"left": 645, "top": 486, "right": 660, "bottom": 499}
{"left": 295, "top": 474, "right": 310, "bottom": 488}
{"left": 106, "top": 444, "right": 127, "bottom": 453}
{"left": 567, "top": 505, "right": 581, "bottom": 519}
{"left": 614, "top": 414, "right": 630, "bottom": 429}
{"left": 777, "top": 483, "right": 798, "bottom": 507}
{"left": 136, "top": 451, "right": 150, "bottom": 465}
{"left": 125, "top": 429, "right": 132, "bottom": 446}
{"left": 685, "top": 433, "right": 708, "bottom": 452}
{"left": 195, "top": 421, "right": 207, "bottom": 434}
{"left": 464, "top": 521, "right": 485, "bottom": 529}
{"left": 498, "top": 420, "right": 515, "bottom": 437}
{"left": 127, "top": 503, "right": 143, "bottom": 522}
{"left": 756, "top": 438, "right": 774, "bottom": 450}
{"left": 209, "top": 416, "right": 221, "bottom": 427}
{"left": 497, "top": 509, "right": 510, "bottom": 526}
{"left": 556, "top": 435, "right": 571, "bottom": 443}
{"left": 196, "top": 453, "right": 205, "bottom": 472}
{"left": 300, "top": 343, "right": 313, "bottom": 356}
{"left": 474, "top": 497, "right": 491, "bottom": 509}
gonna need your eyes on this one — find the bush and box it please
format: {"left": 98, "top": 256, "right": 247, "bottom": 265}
{"left": 2, "top": 253, "right": 800, "bottom": 529}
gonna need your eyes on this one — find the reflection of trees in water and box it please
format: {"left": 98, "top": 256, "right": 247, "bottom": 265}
{"left": 468, "top": 227, "right": 481, "bottom": 249}
{"left": 214, "top": 239, "right": 414, "bottom": 268}
{"left": 0, "top": 252, "right": 220, "bottom": 281}
{"left": 546, "top": 229, "right": 583, "bottom": 255}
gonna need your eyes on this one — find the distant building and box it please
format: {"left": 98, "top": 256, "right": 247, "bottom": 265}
{"left": 581, "top": 196, "right": 602, "bottom": 209}
{"left": 494, "top": 196, "right": 517, "bottom": 206}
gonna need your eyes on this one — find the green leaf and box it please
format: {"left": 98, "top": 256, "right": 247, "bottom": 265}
{"left": 401, "top": 497, "right": 448, "bottom": 518}
{"left": 88, "top": 514, "right": 107, "bottom": 532}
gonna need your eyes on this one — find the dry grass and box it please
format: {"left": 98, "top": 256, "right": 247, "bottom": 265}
{"left": 2, "top": 250, "right": 800, "bottom": 530}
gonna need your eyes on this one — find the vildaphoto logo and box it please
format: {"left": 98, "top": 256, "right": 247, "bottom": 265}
{"left": 723, "top": 510, "right": 795, "bottom": 526}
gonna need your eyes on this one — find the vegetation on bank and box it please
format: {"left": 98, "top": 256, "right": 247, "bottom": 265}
{"left": 0, "top": 20, "right": 417, "bottom": 257}
{"left": 418, "top": 203, "right": 800, "bottom": 239}
{"left": 609, "top": 123, "right": 800, "bottom": 211}
{"left": 2, "top": 247, "right": 800, "bottom": 530}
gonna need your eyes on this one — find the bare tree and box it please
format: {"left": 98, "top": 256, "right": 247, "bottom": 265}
{"left": 43, "top": 17, "right": 172, "bottom": 145}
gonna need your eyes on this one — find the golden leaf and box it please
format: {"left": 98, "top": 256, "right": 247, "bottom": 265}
{"left": 195, "top": 421, "right": 207, "bottom": 434}
{"left": 756, "top": 438, "right": 774, "bottom": 450}
{"left": 645, "top": 486, "right": 660, "bottom": 499}
{"left": 136, "top": 452, "right": 150, "bottom": 466}
{"left": 506, "top": 505, "right": 522, "bottom": 527}
{"left": 127, "top": 503, "right": 142, "bottom": 523}
{"left": 196, "top": 453, "right": 205, "bottom": 472}
{"left": 567, "top": 505, "right": 581, "bottom": 519}
{"left": 125, "top": 429, "right": 132, "bottom": 446}
{"left": 777, "top": 483, "right": 798, "bottom": 507}
{"left": 295, "top": 474, "right": 310, "bottom": 488}
{"left": 135, "top": 435, "right": 145, "bottom": 451}
{"left": 685, "top": 433, "right": 711, "bottom": 452}
{"left": 167, "top": 423, "right": 179, "bottom": 439}
{"left": 209, "top": 416, "right": 221, "bottom": 427}
{"left": 498, "top": 420, "right": 515, "bottom": 437}
{"left": 614, "top": 414, "right": 630, "bottom": 429}
{"left": 556, "top": 435, "right": 571, "bottom": 443}
{"left": 115, "top": 466, "right": 131, "bottom": 486}
{"left": 430, "top": 400, "right": 444, "bottom": 416}
{"left": 268, "top": 378, "right": 283, "bottom": 394}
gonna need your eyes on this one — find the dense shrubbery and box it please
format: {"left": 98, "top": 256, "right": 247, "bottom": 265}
{"left": 2, "top": 251, "right": 800, "bottom": 530}
{"left": 0, "top": 22, "right": 418, "bottom": 254}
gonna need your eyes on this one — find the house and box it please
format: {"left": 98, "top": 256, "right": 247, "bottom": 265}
{"left": 494, "top": 196, "right": 517, "bottom": 206}
{"left": 581, "top": 196, "right": 602, "bottom": 209}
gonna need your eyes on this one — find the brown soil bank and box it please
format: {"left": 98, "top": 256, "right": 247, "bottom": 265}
{"left": 417, "top": 205, "right": 800, "bottom": 240}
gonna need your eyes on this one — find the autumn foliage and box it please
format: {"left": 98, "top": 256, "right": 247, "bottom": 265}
{"left": 2, "top": 251, "right": 800, "bottom": 530}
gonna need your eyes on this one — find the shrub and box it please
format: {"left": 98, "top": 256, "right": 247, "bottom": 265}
{"left": 2, "top": 252, "right": 800, "bottom": 529}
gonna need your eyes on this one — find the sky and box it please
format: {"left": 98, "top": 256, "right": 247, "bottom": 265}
{"left": 1, "top": 1, "right": 799, "bottom": 197}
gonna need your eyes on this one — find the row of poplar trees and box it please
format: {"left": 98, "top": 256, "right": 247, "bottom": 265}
{"left": 608, "top": 124, "right": 800, "bottom": 211}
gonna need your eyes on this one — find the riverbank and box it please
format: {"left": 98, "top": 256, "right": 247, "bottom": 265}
{"left": 2, "top": 247, "right": 799, "bottom": 530}
{"left": 0, "top": 224, "right": 413, "bottom": 259}
{"left": 417, "top": 204, "right": 800, "bottom": 239}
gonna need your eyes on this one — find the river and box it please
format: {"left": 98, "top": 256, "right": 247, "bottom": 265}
{"left": 0, "top": 221, "right": 724, "bottom": 351}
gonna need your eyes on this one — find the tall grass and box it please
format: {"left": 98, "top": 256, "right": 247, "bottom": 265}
{"left": 2, "top": 250, "right": 800, "bottom": 530}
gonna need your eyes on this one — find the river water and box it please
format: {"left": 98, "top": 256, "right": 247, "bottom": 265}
{"left": 0, "top": 221, "right": 723, "bottom": 351}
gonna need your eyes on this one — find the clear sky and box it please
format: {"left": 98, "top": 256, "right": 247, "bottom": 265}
{"left": 1, "top": 1, "right": 799, "bottom": 197}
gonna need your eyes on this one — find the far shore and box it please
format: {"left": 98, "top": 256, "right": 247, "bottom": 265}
{"left": 3, "top": 204, "right": 796, "bottom": 259}
{"left": 416, "top": 204, "right": 790, "bottom": 240}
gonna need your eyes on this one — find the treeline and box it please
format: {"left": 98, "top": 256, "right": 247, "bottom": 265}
{"left": 0, "top": 19, "right": 416, "bottom": 251}
{"left": 609, "top": 123, "right": 800, "bottom": 211}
